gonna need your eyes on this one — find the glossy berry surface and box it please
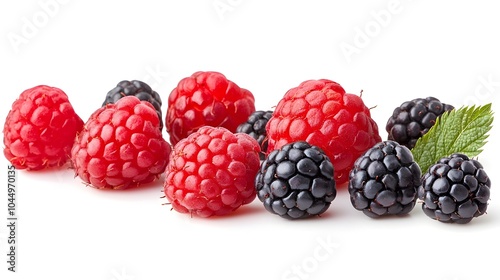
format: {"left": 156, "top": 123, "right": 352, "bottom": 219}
{"left": 164, "top": 126, "right": 261, "bottom": 217}
{"left": 255, "top": 141, "right": 336, "bottom": 219}
{"left": 386, "top": 97, "right": 454, "bottom": 149}
{"left": 3, "top": 85, "right": 84, "bottom": 170}
{"left": 103, "top": 80, "right": 163, "bottom": 130}
{"left": 236, "top": 110, "right": 273, "bottom": 159}
{"left": 348, "top": 140, "right": 421, "bottom": 218}
{"left": 166, "top": 71, "right": 255, "bottom": 145}
{"left": 266, "top": 79, "right": 381, "bottom": 185}
{"left": 418, "top": 153, "right": 491, "bottom": 224}
{"left": 71, "top": 96, "right": 171, "bottom": 189}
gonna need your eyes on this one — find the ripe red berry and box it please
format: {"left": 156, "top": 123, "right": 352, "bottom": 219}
{"left": 71, "top": 96, "right": 171, "bottom": 190}
{"left": 163, "top": 126, "right": 261, "bottom": 217}
{"left": 266, "top": 79, "right": 381, "bottom": 185}
{"left": 166, "top": 71, "right": 255, "bottom": 145}
{"left": 3, "top": 85, "right": 84, "bottom": 170}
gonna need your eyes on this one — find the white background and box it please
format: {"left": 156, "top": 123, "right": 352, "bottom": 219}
{"left": 1, "top": 1, "right": 499, "bottom": 280}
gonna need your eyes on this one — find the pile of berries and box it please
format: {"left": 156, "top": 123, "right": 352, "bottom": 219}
{"left": 3, "top": 71, "right": 492, "bottom": 223}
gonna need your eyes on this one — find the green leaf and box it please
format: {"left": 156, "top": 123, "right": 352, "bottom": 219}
{"left": 411, "top": 103, "right": 494, "bottom": 173}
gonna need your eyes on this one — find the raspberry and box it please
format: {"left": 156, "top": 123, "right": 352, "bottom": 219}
{"left": 166, "top": 71, "right": 255, "bottom": 145}
{"left": 103, "top": 80, "right": 163, "bottom": 130}
{"left": 3, "top": 85, "right": 84, "bottom": 170}
{"left": 236, "top": 110, "right": 273, "bottom": 160}
{"left": 266, "top": 79, "right": 381, "bottom": 185}
{"left": 418, "top": 153, "right": 491, "bottom": 224}
{"left": 386, "top": 97, "right": 454, "bottom": 149}
{"left": 163, "top": 126, "right": 261, "bottom": 217}
{"left": 71, "top": 96, "right": 171, "bottom": 190}
{"left": 348, "top": 140, "right": 421, "bottom": 218}
{"left": 255, "top": 141, "right": 336, "bottom": 219}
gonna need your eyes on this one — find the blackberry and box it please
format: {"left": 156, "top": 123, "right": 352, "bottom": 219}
{"left": 418, "top": 153, "right": 491, "bottom": 224}
{"left": 386, "top": 97, "right": 454, "bottom": 149}
{"left": 103, "top": 80, "right": 163, "bottom": 130}
{"left": 255, "top": 141, "right": 336, "bottom": 219}
{"left": 236, "top": 110, "right": 273, "bottom": 159}
{"left": 348, "top": 140, "right": 421, "bottom": 218}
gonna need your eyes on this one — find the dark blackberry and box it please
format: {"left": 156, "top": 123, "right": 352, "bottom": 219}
{"left": 255, "top": 141, "right": 336, "bottom": 219}
{"left": 418, "top": 153, "right": 491, "bottom": 224}
{"left": 103, "top": 80, "right": 163, "bottom": 130}
{"left": 386, "top": 97, "right": 454, "bottom": 149}
{"left": 236, "top": 110, "right": 273, "bottom": 159}
{"left": 348, "top": 140, "right": 421, "bottom": 218}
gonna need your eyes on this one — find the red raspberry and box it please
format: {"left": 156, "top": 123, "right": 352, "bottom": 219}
{"left": 164, "top": 126, "right": 261, "bottom": 217}
{"left": 166, "top": 71, "right": 255, "bottom": 145}
{"left": 3, "top": 85, "right": 84, "bottom": 170}
{"left": 71, "top": 96, "right": 171, "bottom": 190}
{"left": 266, "top": 79, "right": 381, "bottom": 185}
